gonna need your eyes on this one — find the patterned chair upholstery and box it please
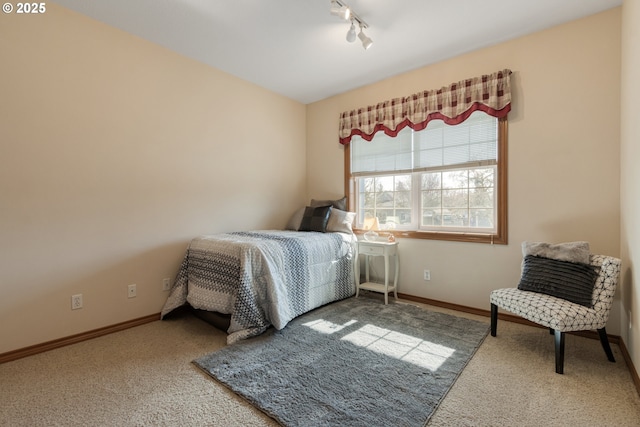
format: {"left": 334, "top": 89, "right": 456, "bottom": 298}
{"left": 490, "top": 254, "right": 621, "bottom": 374}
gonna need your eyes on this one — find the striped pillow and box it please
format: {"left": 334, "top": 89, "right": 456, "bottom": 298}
{"left": 517, "top": 255, "right": 598, "bottom": 307}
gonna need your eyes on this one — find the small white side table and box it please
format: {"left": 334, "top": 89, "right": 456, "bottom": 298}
{"left": 356, "top": 240, "right": 399, "bottom": 304}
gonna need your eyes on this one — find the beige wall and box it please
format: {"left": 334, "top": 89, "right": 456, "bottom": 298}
{"left": 0, "top": 4, "right": 307, "bottom": 353}
{"left": 621, "top": 0, "right": 640, "bottom": 372}
{"left": 307, "top": 10, "right": 623, "bottom": 331}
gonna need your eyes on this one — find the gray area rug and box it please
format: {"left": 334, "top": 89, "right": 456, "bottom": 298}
{"left": 194, "top": 296, "right": 489, "bottom": 427}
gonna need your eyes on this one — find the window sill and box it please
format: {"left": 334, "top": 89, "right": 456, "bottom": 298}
{"left": 353, "top": 229, "right": 507, "bottom": 245}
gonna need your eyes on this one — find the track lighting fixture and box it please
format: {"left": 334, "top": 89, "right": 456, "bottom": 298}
{"left": 330, "top": 0, "right": 373, "bottom": 50}
{"left": 358, "top": 25, "right": 373, "bottom": 50}
{"left": 346, "top": 21, "right": 357, "bottom": 43}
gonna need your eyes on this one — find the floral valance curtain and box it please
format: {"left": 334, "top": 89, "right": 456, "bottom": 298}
{"left": 339, "top": 69, "right": 512, "bottom": 145}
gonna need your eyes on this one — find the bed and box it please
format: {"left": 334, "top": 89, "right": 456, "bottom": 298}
{"left": 161, "top": 227, "right": 357, "bottom": 344}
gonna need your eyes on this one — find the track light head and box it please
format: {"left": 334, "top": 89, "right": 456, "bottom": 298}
{"left": 346, "top": 21, "right": 357, "bottom": 43}
{"left": 358, "top": 28, "right": 373, "bottom": 50}
{"left": 330, "top": 1, "right": 351, "bottom": 20}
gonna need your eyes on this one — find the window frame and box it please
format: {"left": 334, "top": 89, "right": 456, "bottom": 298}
{"left": 344, "top": 117, "right": 508, "bottom": 244}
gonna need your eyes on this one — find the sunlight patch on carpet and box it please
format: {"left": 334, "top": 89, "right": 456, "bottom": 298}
{"left": 340, "top": 323, "right": 455, "bottom": 371}
{"left": 301, "top": 318, "right": 358, "bottom": 334}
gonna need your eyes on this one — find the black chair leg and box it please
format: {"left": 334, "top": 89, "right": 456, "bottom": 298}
{"left": 490, "top": 303, "right": 497, "bottom": 337}
{"left": 597, "top": 328, "right": 616, "bottom": 362}
{"left": 554, "top": 330, "right": 565, "bottom": 374}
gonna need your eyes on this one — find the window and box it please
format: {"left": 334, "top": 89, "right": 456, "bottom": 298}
{"left": 346, "top": 111, "right": 507, "bottom": 244}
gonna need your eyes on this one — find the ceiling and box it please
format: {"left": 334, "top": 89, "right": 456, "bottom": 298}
{"left": 53, "top": 0, "right": 622, "bottom": 104}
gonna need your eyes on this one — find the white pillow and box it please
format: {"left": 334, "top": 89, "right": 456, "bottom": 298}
{"left": 326, "top": 209, "right": 356, "bottom": 234}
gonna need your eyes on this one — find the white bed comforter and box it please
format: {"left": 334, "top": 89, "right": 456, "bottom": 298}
{"left": 161, "top": 230, "right": 356, "bottom": 343}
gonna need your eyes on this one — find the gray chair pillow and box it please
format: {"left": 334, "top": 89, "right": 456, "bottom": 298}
{"left": 522, "top": 241, "right": 590, "bottom": 265}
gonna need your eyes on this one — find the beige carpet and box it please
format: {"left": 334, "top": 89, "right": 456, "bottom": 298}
{"left": 2, "top": 296, "right": 640, "bottom": 426}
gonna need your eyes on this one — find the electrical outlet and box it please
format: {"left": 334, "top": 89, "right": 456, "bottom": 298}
{"left": 423, "top": 270, "right": 431, "bottom": 281}
{"left": 128, "top": 284, "right": 137, "bottom": 298}
{"left": 162, "top": 278, "right": 171, "bottom": 291}
{"left": 71, "top": 294, "right": 83, "bottom": 310}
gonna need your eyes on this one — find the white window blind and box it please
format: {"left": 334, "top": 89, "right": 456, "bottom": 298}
{"left": 351, "top": 127, "right": 413, "bottom": 175}
{"left": 351, "top": 111, "right": 497, "bottom": 175}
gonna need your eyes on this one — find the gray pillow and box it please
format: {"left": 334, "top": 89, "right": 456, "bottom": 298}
{"left": 522, "top": 241, "right": 590, "bottom": 265}
{"left": 517, "top": 255, "right": 598, "bottom": 307}
{"left": 310, "top": 197, "right": 347, "bottom": 211}
{"left": 285, "top": 207, "right": 305, "bottom": 231}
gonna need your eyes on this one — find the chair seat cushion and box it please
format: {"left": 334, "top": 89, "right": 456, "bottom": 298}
{"left": 490, "top": 288, "right": 605, "bottom": 332}
{"left": 517, "top": 255, "right": 598, "bottom": 307}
